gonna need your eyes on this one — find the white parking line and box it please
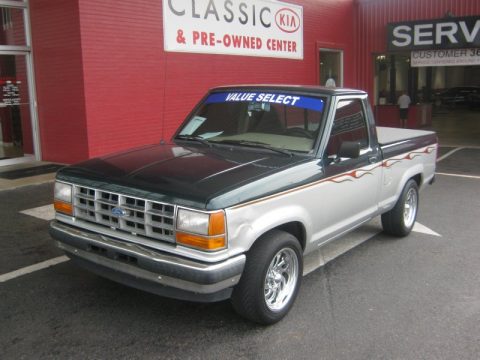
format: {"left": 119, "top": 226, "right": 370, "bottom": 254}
{"left": 413, "top": 222, "right": 441, "bottom": 237}
{"left": 2, "top": 205, "right": 66, "bottom": 283}
{"left": 436, "top": 172, "right": 480, "bottom": 180}
{"left": 304, "top": 218, "right": 441, "bottom": 275}
{"left": 437, "top": 147, "right": 465, "bottom": 162}
{"left": 20, "top": 204, "right": 55, "bottom": 221}
{"left": 0, "top": 256, "right": 69, "bottom": 283}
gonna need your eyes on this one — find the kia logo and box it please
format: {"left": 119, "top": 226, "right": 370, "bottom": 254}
{"left": 275, "top": 8, "right": 301, "bottom": 33}
{"left": 111, "top": 207, "right": 130, "bottom": 217}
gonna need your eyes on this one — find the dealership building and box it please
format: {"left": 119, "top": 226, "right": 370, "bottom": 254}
{"left": 0, "top": 0, "right": 478, "bottom": 166}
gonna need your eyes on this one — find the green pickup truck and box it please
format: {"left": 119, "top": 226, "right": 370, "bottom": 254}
{"left": 50, "top": 85, "right": 437, "bottom": 324}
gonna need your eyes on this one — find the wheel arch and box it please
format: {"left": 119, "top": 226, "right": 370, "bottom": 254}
{"left": 411, "top": 173, "right": 422, "bottom": 187}
{"left": 395, "top": 164, "right": 424, "bottom": 198}
{"left": 226, "top": 205, "right": 311, "bottom": 256}
{"left": 276, "top": 221, "right": 306, "bottom": 251}
{"left": 250, "top": 215, "right": 308, "bottom": 253}
{"left": 245, "top": 221, "right": 307, "bottom": 253}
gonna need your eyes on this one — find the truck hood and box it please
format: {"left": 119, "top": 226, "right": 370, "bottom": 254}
{"left": 57, "top": 143, "right": 311, "bottom": 209}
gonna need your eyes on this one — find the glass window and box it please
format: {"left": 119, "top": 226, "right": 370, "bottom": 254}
{"left": 325, "top": 99, "right": 369, "bottom": 157}
{"left": 0, "top": 7, "right": 26, "bottom": 46}
{"left": 320, "top": 49, "right": 343, "bottom": 87}
{"left": 374, "top": 54, "right": 410, "bottom": 105}
{"left": 176, "top": 92, "right": 327, "bottom": 153}
{"left": 0, "top": 54, "right": 34, "bottom": 159}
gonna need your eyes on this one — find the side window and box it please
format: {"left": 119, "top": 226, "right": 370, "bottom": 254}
{"left": 326, "top": 99, "right": 369, "bottom": 157}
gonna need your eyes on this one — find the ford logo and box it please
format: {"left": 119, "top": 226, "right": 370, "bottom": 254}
{"left": 111, "top": 207, "right": 130, "bottom": 217}
{"left": 275, "top": 8, "right": 301, "bottom": 33}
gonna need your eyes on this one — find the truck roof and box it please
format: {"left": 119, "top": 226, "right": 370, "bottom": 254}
{"left": 211, "top": 84, "right": 367, "bottom": 96}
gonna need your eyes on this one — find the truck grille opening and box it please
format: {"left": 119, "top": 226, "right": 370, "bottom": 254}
{"left": 72, "top": 185, "right": 176, "bottom": 244}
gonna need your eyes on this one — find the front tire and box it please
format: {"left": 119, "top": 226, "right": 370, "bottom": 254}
{"left": 231, "top": 230, "right": 303, "bottom": 325}
{"left": 382, "top": 179, "right": 419, "bottom": 237}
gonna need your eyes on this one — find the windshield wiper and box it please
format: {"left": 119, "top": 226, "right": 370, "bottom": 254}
{"left": 175, "top": 135, "right": 212, "bottom": 147}
{"left": 212, "top": 139, "right": 293, "bottom": 157}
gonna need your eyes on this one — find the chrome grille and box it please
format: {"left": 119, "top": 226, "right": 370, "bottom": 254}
{"left": 72, "top": 185, "right": 176, "bottom": 243}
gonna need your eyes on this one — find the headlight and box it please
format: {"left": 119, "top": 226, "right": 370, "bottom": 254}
{"left": 54, "top": 182, "right": 73, "bottom": 215}
{"left": 177, "top": 209, "right": 210, "bottom": 235}
{"left": 54, "top": 182, "right": 72, "bottom": 203}
{"left": 176, "top": 208, "right": 226, "bottom": 251}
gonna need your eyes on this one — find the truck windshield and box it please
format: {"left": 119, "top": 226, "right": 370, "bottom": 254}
{"left": 176, "top": 91, "right": 327, "bottom": 153}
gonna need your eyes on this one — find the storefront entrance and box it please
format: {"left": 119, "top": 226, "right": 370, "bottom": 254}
{"left": 319, "top": 49, "right": 343, "bottom": 87}
{"left": 0, "top": 1, "right": 39, "bottom": 167}
{"left": 0, "top": 53, "right": 35, "bottom": 162}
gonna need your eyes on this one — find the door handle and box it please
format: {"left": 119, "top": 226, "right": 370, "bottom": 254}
{"left": 368, "top": 155, "right": 378, "bottom": 164}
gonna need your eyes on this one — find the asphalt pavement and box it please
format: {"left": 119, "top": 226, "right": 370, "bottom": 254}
{"left": 1, "top": 147, "right": 479, "bottom": 360}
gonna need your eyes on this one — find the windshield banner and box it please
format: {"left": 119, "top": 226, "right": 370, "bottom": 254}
{"left": 206, "top": 92, "right": 324, "bottom": 111}
{"left": 163, "top": 0, "right": 303, "bottom": 59}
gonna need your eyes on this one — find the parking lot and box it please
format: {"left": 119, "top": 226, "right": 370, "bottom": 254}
{"left": 1, "top": 146, "right": 479, "bottom": 359}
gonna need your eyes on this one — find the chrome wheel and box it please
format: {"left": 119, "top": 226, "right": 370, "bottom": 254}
{"left": 403, "top": 187, "right": 418, "bottom": 228}
{"left": 264, "top": 247, "right": 299, "bottom": 312}
{"left": 231, "top": 230, "right": 303, "bottom": 324}
{"left": 382, "top": 179, "right": 419, "bottom": 237}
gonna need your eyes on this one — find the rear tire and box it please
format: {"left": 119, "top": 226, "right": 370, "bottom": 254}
{"left": 381, "top": 179, "right": 419, "bottom": 237}
{"left": 231, "top": 230, "right": 302, "bottom": 325}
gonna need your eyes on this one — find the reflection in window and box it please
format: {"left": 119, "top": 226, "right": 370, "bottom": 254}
{"left": 177, "top": 93, "right": 327, "bottom": 153}
{"left": 2, "top": 8, "right": 12, "bottom": 30}
{"left": 326, "top": 99, "right": 368, "bottom": 156}
{"left": 0, "top": 7, "right": 25, "bottom": 46}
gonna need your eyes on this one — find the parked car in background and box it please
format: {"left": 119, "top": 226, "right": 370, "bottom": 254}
{"left": 438, "top": 86, "right": 480, "bottom": 106}
{"left": 467, "top": 88, "right": 480, "bottom": 109}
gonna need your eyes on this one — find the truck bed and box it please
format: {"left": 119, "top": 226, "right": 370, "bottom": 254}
{"left": 377, "top": 126, "right": 435, "bottom": 146}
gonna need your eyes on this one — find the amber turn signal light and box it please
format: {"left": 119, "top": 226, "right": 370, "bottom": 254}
{"left": 54, "top": 200, "right": 73, "bottom": 216}
{"left": 208, "top": 211, "right": 226, "bottom": 236}
{"left": 176, "top": 232, "right": 226, "bottom": 251}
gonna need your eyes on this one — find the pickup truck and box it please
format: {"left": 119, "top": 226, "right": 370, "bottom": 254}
{"left": 50, "top": 85, "right": 437, "bottom": 324}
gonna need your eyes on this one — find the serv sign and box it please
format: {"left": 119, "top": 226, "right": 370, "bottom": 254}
{"left": 163, "top": 0, "right": 304, "bottom": 59}
{"left": 387, "top": 16, "right": 480, "bottom": 51}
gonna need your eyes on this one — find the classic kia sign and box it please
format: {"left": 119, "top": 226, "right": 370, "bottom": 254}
{"left": 162, "top": 0, "right": 304, "bottom": 59}
{"left": 387, "top": 16, "right": 480, "bottom": 51}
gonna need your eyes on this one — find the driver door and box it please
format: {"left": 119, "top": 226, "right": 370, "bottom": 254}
{"left": 313, "top": 96, "right": 382, "bottom": 243}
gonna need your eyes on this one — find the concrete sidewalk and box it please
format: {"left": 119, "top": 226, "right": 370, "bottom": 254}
{"left": 0, "top": 161, "right": 57, "bottom": 191}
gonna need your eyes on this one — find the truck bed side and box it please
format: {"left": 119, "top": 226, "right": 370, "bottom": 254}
{"left": 377, "top": 126, "right": 436, "bottom": 149}
{"left": 376, "top": 126, "right": 437, "bottom": 213}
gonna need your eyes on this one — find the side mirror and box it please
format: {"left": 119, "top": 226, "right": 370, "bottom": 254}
{"left": 338, "top": 141, "right": 361, "bottom": 159}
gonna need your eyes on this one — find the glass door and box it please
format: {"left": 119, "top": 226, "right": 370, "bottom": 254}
{"left": 0, "top": 1, "right": 38, "bottom": 165}
{"left": 319, "top": 49, "right": 343, "bottom": 87}
{"left": 0, "top": 53, "right": 33, "bottom": 160}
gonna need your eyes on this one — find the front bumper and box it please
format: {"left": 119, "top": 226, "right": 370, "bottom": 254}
{"left": 49, "top": 221, "right": 245, "bottom": 302}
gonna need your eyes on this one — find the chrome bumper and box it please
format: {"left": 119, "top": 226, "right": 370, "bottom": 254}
{"left": 49, "top": 221, "right": 245, "bottom": 302}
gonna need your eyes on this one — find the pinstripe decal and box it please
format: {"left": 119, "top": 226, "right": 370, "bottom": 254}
{"left": 383, "top": 146, "right": 436, "bottom": 168}
{"left": 230, "top": 144, "right": 437, "bottom": 209}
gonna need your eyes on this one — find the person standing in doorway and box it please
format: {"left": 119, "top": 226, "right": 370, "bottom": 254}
{"left": 325, "top": 76, "right": 336, "bottom": 88}
{"left": 397, "top": 91, "right": 411, "bottom": 128}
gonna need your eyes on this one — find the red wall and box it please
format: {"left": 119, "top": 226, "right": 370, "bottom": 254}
{"left": 31, "top": 0, "right": 356, "bottom": 162}
{"left": 159, "top": 0, "right": 356, "bottom": 144}
{"left": 30, "top": 0, "right": 89, "bottom": 163}
{"left": 28, "top": 0, "right": 480, "bottom": 163}
{"left": 355, "top": 0, "right": 480, "bottom": 101}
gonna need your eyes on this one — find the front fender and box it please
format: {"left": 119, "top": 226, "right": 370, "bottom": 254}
{"left": 226, "top": 204, "right": 312, "bottom": 256}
